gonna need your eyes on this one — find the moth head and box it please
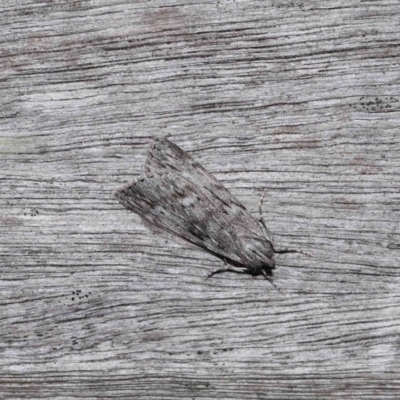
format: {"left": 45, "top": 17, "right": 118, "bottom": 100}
{"left": 240, "top": 236, "right": 275, "bottom": 273}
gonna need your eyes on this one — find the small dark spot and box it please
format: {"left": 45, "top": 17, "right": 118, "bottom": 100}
{"left": 72, "top": 291, "right": 75, "bottom": 294}
{"left": 223, "top": 348, "right": 228, "bottom": 352}
{"left": 71, "top": 297, "right": 74, "bottom": 301}
{"left": 85, "top": 295, "right": 88, "bottom": 298}
{"left": 197, "top": 350, "right": 203, "bottom": 355}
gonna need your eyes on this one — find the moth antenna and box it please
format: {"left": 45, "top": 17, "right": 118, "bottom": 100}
{"left": 261, "top": 270, "right": 281, "bottom": 292}
{"left": 258, "top": 189, "right": 274, "bottom": 244}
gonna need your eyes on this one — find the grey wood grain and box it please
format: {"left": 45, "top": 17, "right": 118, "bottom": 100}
{"left": 1, "top": 0, "right": 400, "bottom": 398}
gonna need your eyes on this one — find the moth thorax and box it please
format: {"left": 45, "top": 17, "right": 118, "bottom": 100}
{"left": 240, "top": 235, "right": 275, "bottom": 270}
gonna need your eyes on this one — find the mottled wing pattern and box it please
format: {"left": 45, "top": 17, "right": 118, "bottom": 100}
{"left": 115, "top": 138, "right": 268, "bottom": 266}
{"left": 145, "top": 138, "right": 267, "bottom": 242}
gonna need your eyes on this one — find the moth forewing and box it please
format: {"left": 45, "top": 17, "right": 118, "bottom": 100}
{"left": 115, "top": 137, "right": 281, "bottom": 281}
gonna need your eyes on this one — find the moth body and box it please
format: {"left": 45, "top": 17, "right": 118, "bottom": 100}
{"left": 115, "top": 137, "right": 295, "bottom": 283}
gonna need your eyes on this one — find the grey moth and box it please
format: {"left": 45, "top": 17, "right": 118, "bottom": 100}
{"left": 115, "top": 138, "right": 300, "bottom": 285}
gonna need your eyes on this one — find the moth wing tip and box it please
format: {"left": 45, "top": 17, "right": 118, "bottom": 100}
{"left": 114, "top": 181, "right": 135, "bottom": 200}
{"left": 113, "top": 187, "right": 123, "bottom": 197}
{"left": 151, "top": 136, "right": 172, "bottom": 148}
{"left": 114, "top": 173, "right": 148, "bottom": 200}
{"left": 114, "top": 187, "right": 127, "bottom": 203}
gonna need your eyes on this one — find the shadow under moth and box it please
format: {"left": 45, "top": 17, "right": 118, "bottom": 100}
{"left": 115, "top": 137, "right": 302, "bottom": 287}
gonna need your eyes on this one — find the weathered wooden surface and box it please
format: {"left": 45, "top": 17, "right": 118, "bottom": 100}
{"left": 1, "top": 0, "right": 400, "bottom": 398}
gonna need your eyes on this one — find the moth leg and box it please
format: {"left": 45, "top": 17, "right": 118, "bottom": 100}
{"left": 258, "top": 189, "right": 274, "bottom": 243}
{"left": 259, "top": 191, "right": 311, "bottom": 258}
{"left": 206, "top": 261, "right": 248, "bottom": 280}
{"left": 274, "top": 248, "right": 312, "bottom": 257}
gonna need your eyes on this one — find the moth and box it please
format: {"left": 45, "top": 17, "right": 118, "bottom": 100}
{"left": 115, "top": 137, "right": 301, "bottom": 286}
